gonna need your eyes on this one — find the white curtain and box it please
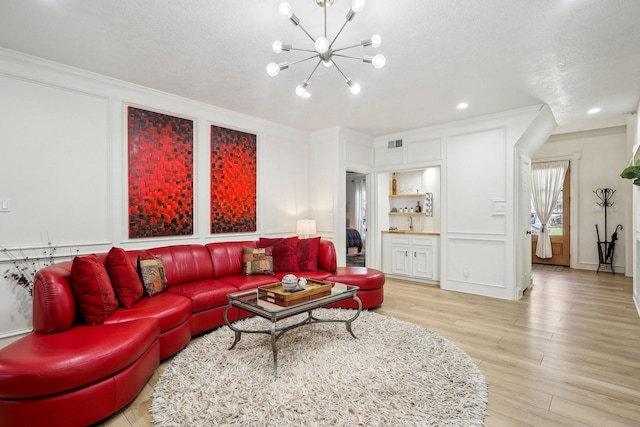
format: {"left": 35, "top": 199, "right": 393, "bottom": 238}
{"left": 531, "top": 161, "right": 569, "bottom": 258}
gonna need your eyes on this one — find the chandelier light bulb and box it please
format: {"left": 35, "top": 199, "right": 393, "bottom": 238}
{"left": 296, "top": 85, "right": 311, "bottom": 98}
{"left": 266, "top": 62, "right": 281, "bottom": 77}
{"left": 272, "top": 41, "right": 283, "bottom": 53}
{"left": 278, "top": 2, "right": 293, "bottom": 18}
{"left": 351, "top": 0, "right": 366, "bottom": 13}
{"left": 323, "top": 59, "right": 333, "bottom": 68}
{"left": 315, "top": 37, "right": 330, "bottom": 54}
{"left": 372, "top": 54, "right": 386, "bottom": 68}
{"left": 370, "top": 34, "right": 382, "bottom": 48}
{"left": 347, "top": 79, "right": 361, "bottom": 95}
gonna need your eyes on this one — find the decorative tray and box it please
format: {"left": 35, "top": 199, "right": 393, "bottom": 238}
{"left": 258, "top": 279, "right": 332, "bottom": 302}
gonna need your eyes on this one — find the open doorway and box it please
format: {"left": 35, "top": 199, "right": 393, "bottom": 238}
{"left": 531, "top": 164, "right": 570, "bottom": 268}
{"left": 346, "top": 171, "right": 366, "bottom": 267}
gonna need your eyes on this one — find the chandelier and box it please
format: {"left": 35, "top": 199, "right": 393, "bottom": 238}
{"left": 266, "top": 0, "right": 385, "bottom": 98}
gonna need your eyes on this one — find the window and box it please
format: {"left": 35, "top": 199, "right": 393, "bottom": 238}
{"left": 531, "top": 189, "right": 563, "bottom": 235}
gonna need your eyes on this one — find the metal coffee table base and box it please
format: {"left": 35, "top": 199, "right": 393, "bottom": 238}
{"left": 224, "top": 298, "right": 362, "bottom": 380}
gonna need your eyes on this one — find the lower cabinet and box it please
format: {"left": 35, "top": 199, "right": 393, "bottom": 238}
{"left": 382, "top": 233, "right": 439, "bottom": 282}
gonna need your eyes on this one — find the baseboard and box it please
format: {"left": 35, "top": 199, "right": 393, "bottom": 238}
{"left": 0, "top": 328, "right": 31, "bottom": 349}
{"left": 573, "top": 262, "right": 626, "bottom": 275}
{"left": 0, "top": 327, "right": 32, "bottom": 339}
{"left": 384, "top": 273, "right": 440, "bottom": 286}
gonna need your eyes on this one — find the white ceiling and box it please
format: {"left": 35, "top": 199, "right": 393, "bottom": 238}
{"left": 1, "top": 0, "right": 639, "bottom": 137}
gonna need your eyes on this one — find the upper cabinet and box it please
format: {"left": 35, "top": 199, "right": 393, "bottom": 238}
{"left": 374, "top": 136, "right": 442, "bottom": 167}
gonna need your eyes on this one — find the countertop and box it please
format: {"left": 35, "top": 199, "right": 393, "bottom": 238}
{"left": 382, "top": 230, "right": 440, "bottom": 236}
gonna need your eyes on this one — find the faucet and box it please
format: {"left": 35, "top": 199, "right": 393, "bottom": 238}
{"left": 409, "top": 216, "right": 413, "bottom": 231}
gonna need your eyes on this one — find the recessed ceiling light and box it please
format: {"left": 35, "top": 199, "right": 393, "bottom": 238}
{"left": 587, "top": 107, "right": 601, "bottom": 114}
{"left": 457, "top": 102, "right": 469, "bottom": 110}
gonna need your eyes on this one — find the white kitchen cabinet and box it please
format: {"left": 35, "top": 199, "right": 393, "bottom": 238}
{"left": 390, "top": 238, "right": 411, "bottom": 276}
{"left": 382, "top": 232, "right": 439, "bottom": 283}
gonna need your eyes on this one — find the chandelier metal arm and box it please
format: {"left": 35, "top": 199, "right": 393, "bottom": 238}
{"left": 305, "top": 59, "right": 323, "bottom": 84}
{"left": 329, "top": 17, "right": 351, "bottom": 49}
{"left": 333, "top": 52, "right": 386, "bottom": 69}
{"left": 332, "top": 53, "right": 366, "bottom": 61}
{"left": 331, "top": 59, "right": 350, "bottom": 82}
{"left": 323, "top": 2, "right": 328, "bottom": 38}
{"left": 332, "top": 43, "right": 363, "bottom": 53}
{"left": 287, "top": 46, "right": 318, "bottom": 53}
{"left": 287, "top": 54, "right": 321, "bottom": 68}
{"left": 295, "top": 21, "right": 319, "bottom": 44}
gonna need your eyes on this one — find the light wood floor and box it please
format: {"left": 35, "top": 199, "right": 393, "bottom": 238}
{"left": 97, "top": 268, "right": 640, "bottom": 426}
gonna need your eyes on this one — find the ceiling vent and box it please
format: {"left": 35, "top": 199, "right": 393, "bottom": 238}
{"left": 387, "top": 139, "right": 403, "bottom": 149}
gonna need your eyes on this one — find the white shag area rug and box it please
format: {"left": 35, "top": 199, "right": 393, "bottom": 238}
{"left": 151, "top": 309, "right": 487, "bottom": 426}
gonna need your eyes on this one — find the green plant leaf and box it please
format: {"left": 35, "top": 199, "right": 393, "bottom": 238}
{"left": 620, "top": 165, "right": 640, "bottom": 179}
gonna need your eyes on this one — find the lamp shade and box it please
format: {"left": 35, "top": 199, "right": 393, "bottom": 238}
{"left": 296, "top": 219, "right": 317, "bottom": 237}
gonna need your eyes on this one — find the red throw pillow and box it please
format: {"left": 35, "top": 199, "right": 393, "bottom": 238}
{"left": 105, "top": 247, "right": 144, "bottom": 308}
{"left": 297, "top": 237, "right": 321, "bottom": 271}
{"left": 70, "top": 254, "right": 119, "bottom": 325}
{"left": 258, "top": 236, "right": 299, "bottom": 272}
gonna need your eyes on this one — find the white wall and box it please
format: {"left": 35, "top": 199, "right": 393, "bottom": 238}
{"left": 533, "top": 126, "right": 629, "bottom": 272}
{"left": 0, "top": 49, "right": 311, "bottom": 338}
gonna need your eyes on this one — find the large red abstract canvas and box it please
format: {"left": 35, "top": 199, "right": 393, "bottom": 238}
{"left": 128, "top": 107, "right": 194, "bottom": 238}
{"left": 210, "top": 125, "right": 257, "bottom": 233}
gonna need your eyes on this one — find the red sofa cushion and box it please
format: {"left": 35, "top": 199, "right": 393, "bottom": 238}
{"left": 167, "top": 279, "right": 237, "bottom": 313}
{"left": 258, "top": 236, "right": 299, "bottom": 272}
{"left": 69, "top": 254, "right": 119, "bottom": 325}
{"left": 326, "top": 266, "right": 385, "bottom": 290}
{"left": 296, "top": 236, "right": 321, "bottom": 271}
{"left": 147, "top": 245, "right": 215, "bottom": 287}
{"left": 104, "top": 292, "right": 191, "bottom": 333}
{"left": 105, "top": 247, "right": 143, "bottom": 307}
{"left": 0, "top": 318, "right": 159, "bottom": 399}
{"left": 206, "top": 241, "right": 255, "bottom": 278}
{"left": 218, "top": 274, "right": 281, "bottom": 291}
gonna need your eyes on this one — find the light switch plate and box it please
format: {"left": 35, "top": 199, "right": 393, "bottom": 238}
{"left": 0, "top": 198, "right": 10, "bottom": 212}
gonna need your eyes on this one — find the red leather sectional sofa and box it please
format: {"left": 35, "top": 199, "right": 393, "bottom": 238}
{"left": 0, "top": 238, "right": 384, "bottom": 426}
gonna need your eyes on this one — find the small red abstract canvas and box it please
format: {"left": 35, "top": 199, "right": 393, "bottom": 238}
{"left": 210, "top": 125, "right": 257, "bottom": 233}
{"left": 128, "top": 107, "right": 194, "bottom": 238}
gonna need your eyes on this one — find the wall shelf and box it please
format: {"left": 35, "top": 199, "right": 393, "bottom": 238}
{"left": 389, "top": 193, "right": 426, "bottom": 198}
{"left": 390, "top": 212, "right": 426, "bottom": 216}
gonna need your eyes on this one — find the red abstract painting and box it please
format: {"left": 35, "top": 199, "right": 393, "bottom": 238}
{"left": 210, "top": 125, "right": 257, "bottom": 233}
{"left": 128, "top": 107, "right": 194, "bottom": 238}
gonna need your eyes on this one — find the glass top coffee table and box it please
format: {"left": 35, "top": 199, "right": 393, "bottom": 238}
{"left": 224, "top": 281, "right": 362, "bottom": 379}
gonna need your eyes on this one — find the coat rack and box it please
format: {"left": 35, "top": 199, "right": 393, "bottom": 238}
{"left": 593, "top": 188, "right": 622, "bottom": 274}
